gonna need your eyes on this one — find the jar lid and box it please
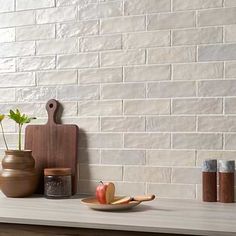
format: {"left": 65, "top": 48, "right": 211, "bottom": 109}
{"left": 202, "top": 159, "right": 217, "bottom": 172}
{"left": 218, "top": 160, "right": 235, "bottom": 173}
{"left": 44, "top": 168, "right": 72, "bottom": 176}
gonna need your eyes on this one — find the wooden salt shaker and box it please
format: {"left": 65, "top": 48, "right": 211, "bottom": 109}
{"left": 219, "top": 160, "right": 235, "bottom": 203}
{"left": 202, "top": 159, "right": 217, "bottom": 202}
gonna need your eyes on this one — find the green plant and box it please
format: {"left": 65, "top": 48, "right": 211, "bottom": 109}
{"left": 8, "top": 109, "right": 36, "bottom": 151}
{"left": 0, "top": 114, "right": 8, "bottom": 150}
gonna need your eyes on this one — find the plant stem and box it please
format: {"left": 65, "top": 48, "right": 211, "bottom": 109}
{"left": 0, "top": 121, "right": 8, "bottom": 150}
{"left": 18, "top": 124, "right": 22, "bottom": 151}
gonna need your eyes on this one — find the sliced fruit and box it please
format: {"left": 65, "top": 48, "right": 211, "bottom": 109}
{"left": 111, "top": 196, "right": 132, "bottom": 205}
{"left": 96, "top": 181, "right": 115, "bottom": 204}
{"left": 105, "top": 182, "right": 115, "bottom": 204}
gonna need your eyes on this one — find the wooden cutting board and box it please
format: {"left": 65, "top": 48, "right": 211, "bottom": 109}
{"left": 25, "top": 99, "right": 79, "bottom": 194}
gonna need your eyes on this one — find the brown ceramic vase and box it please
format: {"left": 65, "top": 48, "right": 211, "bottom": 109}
{"left": 0, "top": 150, "right": 38, "bottom": 197}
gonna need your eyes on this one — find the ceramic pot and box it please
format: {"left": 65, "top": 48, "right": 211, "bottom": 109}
{"left": 0, "top": 150, "right": 38, "bottom": 197}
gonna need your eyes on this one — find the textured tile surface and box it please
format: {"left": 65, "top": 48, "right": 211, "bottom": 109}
{"left": 0, "top": 0, "right": 235, "bottom": 199}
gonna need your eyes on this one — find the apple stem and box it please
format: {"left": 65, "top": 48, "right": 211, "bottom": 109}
{"left": 99, "top": 181, "right": 103, "bottom": 185}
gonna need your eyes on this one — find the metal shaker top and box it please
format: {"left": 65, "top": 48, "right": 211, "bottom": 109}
{"left": 202, "top": 159, "right": 217, "bottom": 172}
{"left": 218, "top": 160, "right": 235, "bottom": 173}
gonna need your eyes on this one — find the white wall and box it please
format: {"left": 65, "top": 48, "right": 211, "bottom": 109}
{"left": 0, "top": 0, "right": 236, "bottom": 199}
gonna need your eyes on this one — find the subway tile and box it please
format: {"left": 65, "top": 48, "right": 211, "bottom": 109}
{"left": 225, "top": 0, "right": 236, "bottom": 6}
{"left": 198, "top": 80, "right": 236, "bottom": 97}
{"left": 80, "top": 35, "right": 121, "bottom": 52}
{"left": 16, "top": 87, "right": 56, "bottom": 102}
{"left": 198, "top": 7, "right": 236, "bottom": 26}
{"left": 0, "top": 11, "right": 35, "bottom": 28}
{"left": 101, "top": 117, "right": 145, "bottom": 132}
{"left": 0, "top": 42, "right": 35, "bottom": 57}
{"left": 79, "top": 1, "right": 122, "bottom": 20}
{"left": 147, "top": 81, "right": 196, "bottom": 98}
{"left": 124, "top": 133, "right": 170, "bottom": 149}
{"left": 173, "top": 0, "right": 222, "bottom": 11}
{"left": 101, "top": 150, "right": 145, "bottom": 165}
{"left": 146, "top": 116, "right": 196, "bottom": 132}
{"left": 0, "top": 0, "right": 14, "bottom": 13}
{"left": 148, "top": 183, "right": 196, "bottom": 199}
{"left": 78, "top": 100, "right": 122, "bottom": 116}
{"left": 123, "top": 31, "right": 170, "bottom": 49}
{"left": 225, "top": 25, "right": 236, "bottom": 42}
{"left": 124, "top": 65, "right": 170, "bottom": 82}
{"left": 173, "top": 62, "right": 223, "bottom": 80}
{"left": 172, "top": 168, "right": 201, "bottom": 184}
{"left": 101, "top": 16, "right": 145, "bottom": 34}
{"left": 0, "top": 58, "right": 15, "bottom": 73}
{"left": 101, "top": 83, "right": 145, "bottom": 99}
{"left": 62, "top": 117, "right": 100, "bottom": 132}
{"left": 36, "top": 6, "right": 76, "bottom": 24}
{"left": 225, "top": 134, "right": 236, "bottom": 150}
{"left": 79, "top": 164, "right": 123, "bottom": 181}
{"left": 0, "top": 72, "right": 35, "bottom": 87}
{"left": 57, "top": 21, "right": 98, "bottom": 38}
{"left": 147, "top": 150, "right": 195, "bottom": 167}
{"left": 0, "top": 88, "right": 15, "bottom": 102}
{"left": 36, "top": 38, "right": 77, "bottom": 55}
{"left": 58, "top": 85, "right": 99, "bottom": 100}
{"left": 57, "top": 53, "right": 98, "bottom": 69}
{"left": 198, "top": 116, "right": 236, "bottom": 132}
{"left": 124, "top": 99, "right": 170, "bottom": 115}
{"left": 79, "top": 133, "right": 123, "bottom": 148}
{"left": 225, "top": 62, "right": 236, "bottom": 78}
{"left": 172, "top": 27, "right": 222, "bottom": 46}
{"left": 18, "top": 56, "right": 55, "bottom": 72}
{"left": 101, "top": 49, "right": 145, "bottom": 67}
{"left": 173, "top": 133, "right": 223, "bottom": 150}
{"left": 79, "top": 67, "right": 122, "bottom": 84}
{"left": 37, "top": 70, "right": 77, "bottom": 85}
{"left": 148, "top": 46, "right": 196, "bottom": 64}
{"left": 147, "top": 12, "right": 195, "bottom": 30}
{"left": 198, "top": 44, "right": 236, "bottom": 61}
{"left": 225, "top": 98, "right": 236, "bottom": 114}
{"left": 16, "top": 0, "right": 54, "bottom": 10}
{"left": 78, "top": 149, "right": 100, "bottom": 164}
{"left": 16, "top": 24, "right": 55, "bottom": 41}
{"left": 124, "top": 166, "right": 171, "bottom": 183}
{"left": 0, "top": 28, "right": 15, "bottom": 43}
{"left": 172, "top": 98, "right": 223, "bottom": 114}
{"left": 124, "top": 0, "right": 170, "bottom": 15}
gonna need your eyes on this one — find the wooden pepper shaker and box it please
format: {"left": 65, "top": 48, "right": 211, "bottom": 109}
{"left": 202, "top": 159, "right": 217, "bottom": 202}
{"left": 219, "top": 160, "right": 235, "bottom": 203}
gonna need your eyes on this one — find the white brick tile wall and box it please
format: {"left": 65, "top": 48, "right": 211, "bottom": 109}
{"left": 0, "top": 0, "right": 14, "bottom": 13}
{"left": 147, "top": 12, "right": 195, "bottom": 30}
{"left": 0, "top": 28, "right": 15, "bottom": 43}
{"left": 0, "top": 0, "right": 236, "bottom": 199}
{"left": 57, "top": 21, "right": 99, "bottom": 38}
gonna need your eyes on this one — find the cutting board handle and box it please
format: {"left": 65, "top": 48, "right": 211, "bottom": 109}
{"left": 46, "top": 99, "right": 59, "bottom": 125}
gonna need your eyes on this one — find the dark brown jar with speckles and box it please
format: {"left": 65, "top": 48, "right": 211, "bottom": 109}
{"left": 44, "top": 168, "right": 72, "bottom": 199}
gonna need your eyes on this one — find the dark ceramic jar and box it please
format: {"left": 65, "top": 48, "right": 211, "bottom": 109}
{"left": 44, "top": 168, "right": 72, "bottom": 199}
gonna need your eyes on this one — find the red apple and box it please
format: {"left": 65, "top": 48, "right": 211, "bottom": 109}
{"left": 96, "top": 181, "right": 115, "bottom": 204}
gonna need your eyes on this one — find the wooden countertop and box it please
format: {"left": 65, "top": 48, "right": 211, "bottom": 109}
{"left": 0, "top": 194, "right": 235, "bottom": 236}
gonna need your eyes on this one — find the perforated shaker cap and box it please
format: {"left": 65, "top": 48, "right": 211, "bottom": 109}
{"left": 202, "top": 159, "right": 217, "bottom": 172}
{"left": 218, "top": 160, "right": 235, "bottom": 173}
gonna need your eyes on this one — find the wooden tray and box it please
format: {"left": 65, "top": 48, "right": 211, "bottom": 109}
{"left": 25, "top": 99, "right": 79, "bottom": 194}
{"left": 81, "top": 197, "right": 141, "bottom": 211}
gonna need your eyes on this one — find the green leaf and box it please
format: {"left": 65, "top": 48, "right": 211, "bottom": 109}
{"left": 0, "top": 114, "right": 5, "bottom": 122}
{"left": 8, "top": 109, "right": 36, "bottom": 125}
